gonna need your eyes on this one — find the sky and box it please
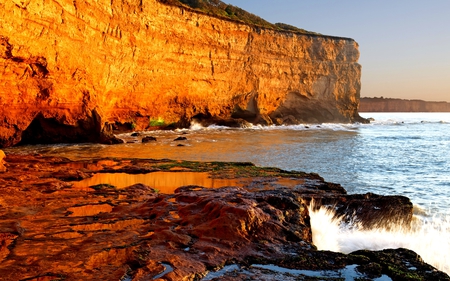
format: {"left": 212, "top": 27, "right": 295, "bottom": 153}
{"left": 224, "top": 0, "right": 450, "bottom": 102}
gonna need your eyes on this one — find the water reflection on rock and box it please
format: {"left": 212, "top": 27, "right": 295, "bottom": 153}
{"left": 71, "top": 172, "right": 243, "bottom": 193}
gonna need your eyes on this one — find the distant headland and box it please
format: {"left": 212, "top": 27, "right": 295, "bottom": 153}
{"left": 360, "top": 97, "right": 450, "bottom": 112}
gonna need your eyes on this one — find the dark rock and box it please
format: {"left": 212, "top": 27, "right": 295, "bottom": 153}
{"left": 15, "top": 109, "right": 127, "bottom": 146}
{"left": 191, "top": 115, "right": 252, "bottom": 128}
{"left": 142, "top": 136, "right": 157, "bottom": 142}
{"left": 131, "top": 132, "right": 141, "bottom": 137}
{"left": 215, "top": 118, "right": 252, "bottom": 128}
{"left": 351, "top": 249, "right": 450, "bottom": 280}
{"left": 99, "top": 134, "right": 125, "bottom": 145}
{"left": 356, "top": 262, "right": 383, "bottom": 279}
{"left": 303, "top": 192, "right": 413, "bottom": 229}
{"left": 174, "top": 136, "right": 187, "bottom": 141}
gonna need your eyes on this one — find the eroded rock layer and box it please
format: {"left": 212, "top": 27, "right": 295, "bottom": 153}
{"left": 0, "top": 0, "right": 364, "bottom": 147}
{"left": 0, "top": 154, "right": 447, "bottom": 280}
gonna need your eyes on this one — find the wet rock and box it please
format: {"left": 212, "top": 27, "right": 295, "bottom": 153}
{"left": 174, "top": 136, "right": 187, "bottom": 141}
{"left": 351, "top": 248, "right": 449, "bottom": 280}
{"left": 0, "top": 154, "right": 446, "bottom": 280}
{"left": 51, "top": 169, "right": 91, "bottom": 181}
{"left": 131, "top": 132, "right": 141, "bottom": 137}
{"left": 99, "top": 134, "right": 125, "bottom": 145}
{"left": 304, "top": 192, "right": 413, "bottom": 229}
{"left": 124, "top": 183, "right": 157, "bottom": 196}
{"left": 142, "top": 136, "right": 157, "bottom": 142}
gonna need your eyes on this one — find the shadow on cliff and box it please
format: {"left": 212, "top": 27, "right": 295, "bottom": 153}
{"left": 18, "top": 110, "right": 123, "bottom": 146}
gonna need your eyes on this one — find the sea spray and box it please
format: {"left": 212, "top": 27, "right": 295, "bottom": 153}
{"left": 308, "top": 203, "right": 450, "bottom": 274}
{"left": 308, "top": 205, "right": 342, "bottom": 252}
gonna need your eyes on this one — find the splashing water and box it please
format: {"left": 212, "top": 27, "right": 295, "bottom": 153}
{"left": 308, "top": 204, "right": 450, "bottom": 274}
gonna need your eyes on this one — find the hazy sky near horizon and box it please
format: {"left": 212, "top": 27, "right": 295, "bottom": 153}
{"left": 224, "top": 0, "right": 450, "bottom": 102}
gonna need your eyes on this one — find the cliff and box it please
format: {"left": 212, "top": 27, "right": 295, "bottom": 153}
{"left": 360, "top": 97, "right": 450, "bottom": 112}
{"left": 0, "top": 0, "right": 364, "bottom": 148}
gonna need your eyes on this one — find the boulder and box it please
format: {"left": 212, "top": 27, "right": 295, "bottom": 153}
{"left": 142, "top": 136, "right": 157, "bottom": 143}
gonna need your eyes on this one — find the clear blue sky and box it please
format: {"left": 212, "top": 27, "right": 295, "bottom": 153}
{"left": 224, "top": 0, "right": 450, "bottom": 102}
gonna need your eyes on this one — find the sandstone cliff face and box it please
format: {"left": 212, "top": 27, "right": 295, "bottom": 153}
{"left": 0, "top": 0, "right": 364, "bottom": 147}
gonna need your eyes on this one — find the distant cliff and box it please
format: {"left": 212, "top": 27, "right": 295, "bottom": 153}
{"left": 0, "top": 0, "right": 364, "bottom": 147}
{"left": 360, "top": 97, "right": 450, "bottom": 112}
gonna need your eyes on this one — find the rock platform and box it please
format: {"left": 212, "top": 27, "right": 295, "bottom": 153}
{"left": 0, "top": 154, "right": 447, "bottom": 280}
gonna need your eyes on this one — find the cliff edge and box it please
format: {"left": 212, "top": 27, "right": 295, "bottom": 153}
{"left": 0, "top": 0, "right": 365, "bottom": 147}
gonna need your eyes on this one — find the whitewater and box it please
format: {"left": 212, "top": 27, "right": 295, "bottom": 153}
{"left": 6, "top": 112, "right": 450, "bottom": 273}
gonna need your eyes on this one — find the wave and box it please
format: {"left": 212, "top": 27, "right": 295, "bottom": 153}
{"left": 360, "top": 112, "right": 450, "bottom": 125}
{"left": 309, "top": 203, "right": 450, "bottom": 274}
{"left": 117, "top": 113, "right": 450, "bottom": 138}
{"left": 185, "top": 120, "right": 361, "bottom": 132}
{"left": 186, "top": 113, "right": 450, "bottom": 133}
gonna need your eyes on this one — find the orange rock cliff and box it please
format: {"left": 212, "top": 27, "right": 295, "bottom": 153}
{"left": 0, "top": 0, "right": 365, "bottom": 147}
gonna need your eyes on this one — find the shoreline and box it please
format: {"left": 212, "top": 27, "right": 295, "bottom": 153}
{"left": 0, "top": 153, "right": 447, "bottom": 280}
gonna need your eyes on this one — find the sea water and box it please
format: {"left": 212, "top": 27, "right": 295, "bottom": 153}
{"left": 6, "top": 112, "right": 450, "bottom": 273}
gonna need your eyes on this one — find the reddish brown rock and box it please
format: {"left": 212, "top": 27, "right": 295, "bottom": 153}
{"left": 0, "top": 150, "right": 5, "bottom": 172}
{"left": 0, "top": 233, "right": 17, "bottom": 263}
{"left": 0, "top": 154, "right": 446, "bottom": 280}
{"left": 0, "top": 0, "right": 365, "bottom": 148}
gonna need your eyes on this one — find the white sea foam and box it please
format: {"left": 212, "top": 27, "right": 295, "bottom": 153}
{"left": 186, "top": 121, "right": 361, "bottom": 133}
{"left": 188, "top": 120, "right": 234, "bottom": 131}
{"left": 309, "top": 203, "right": 450, "bottom": 274}
{"left": 186, "top": 112, "right": 450, "bottom": 132}
{"left": 189, "top": 120, "right": 205, "bottom": 131}
{"left": 360, "top": 112, "right": 450, "bottom": 125}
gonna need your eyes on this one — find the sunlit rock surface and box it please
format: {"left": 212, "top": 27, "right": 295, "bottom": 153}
{"left": 0, "top": 0, "right": 365, "bottom": 148}
{"left": 0, "top": 150, "right": 6, "bottom": 172}
{"left": 0, "top": 154, "right": 447, "bottom": 280}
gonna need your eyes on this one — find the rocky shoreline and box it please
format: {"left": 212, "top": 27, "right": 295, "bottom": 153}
{"left": 0, "top": 153, "right": 448, "bottom": 280}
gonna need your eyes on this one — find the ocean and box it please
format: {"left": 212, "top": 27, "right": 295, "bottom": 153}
{"left": 6, "top": 112, "right": 450, "bottom": 273}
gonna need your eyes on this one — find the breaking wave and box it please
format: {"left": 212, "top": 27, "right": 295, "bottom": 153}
{"left": 308, "top": 203, "right": 450, "bottom": 274}
{"left": 187, "top": 120, "right": 361, "bottom": 132}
